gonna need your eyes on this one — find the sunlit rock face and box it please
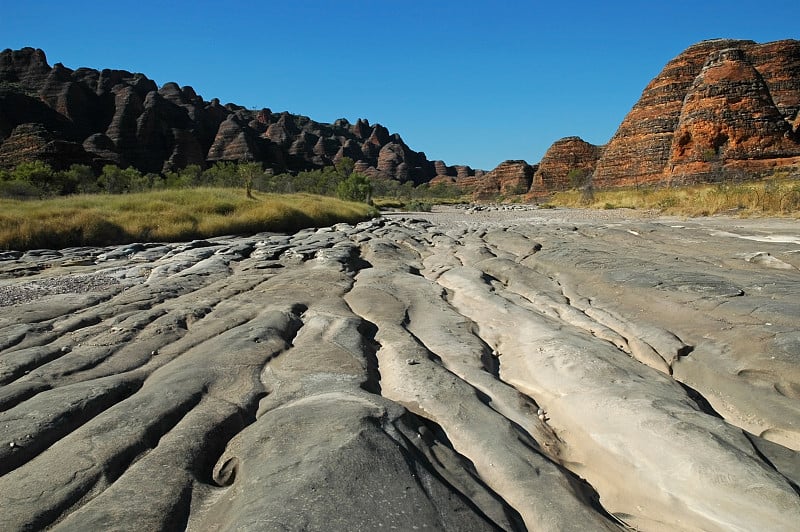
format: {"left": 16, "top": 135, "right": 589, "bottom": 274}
{"left": 531, "top": 136, "right": 603, "bottom": 194}
{"left": 474, "top": 159, "right": 536, "bottom": 198}
{"left": 592, "top": 39, "right": 800, "bottom": 188}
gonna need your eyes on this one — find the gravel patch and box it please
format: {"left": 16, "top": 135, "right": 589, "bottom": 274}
{"left": 0, "top": 273, "right": 121, "bottom": 307}
{"left": 382, "top": 204, "right": 660, "bottom": 231}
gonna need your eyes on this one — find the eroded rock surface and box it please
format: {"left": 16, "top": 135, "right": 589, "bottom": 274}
{"left": 1, "top": 207, "right": 799, "bottom": 531}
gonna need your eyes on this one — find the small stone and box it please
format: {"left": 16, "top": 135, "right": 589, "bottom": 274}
{"left": 537, "top": 408, "right": 545, "bottom": 416}
{"left": 538, "top": 414, "right": 547, "bottom": 422}
{"left": 406, "top": 358, "right": 420, "bottom": 365}
{"left": 9, "top": 441, "right": 16, "bottom": 448}
{"left": 61, "top": 346, "right": 71, "bottom": 353}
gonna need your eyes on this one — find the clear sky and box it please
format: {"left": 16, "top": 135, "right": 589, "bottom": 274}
{"left": 2, "top": 1, "right": 798, "bottom": 170}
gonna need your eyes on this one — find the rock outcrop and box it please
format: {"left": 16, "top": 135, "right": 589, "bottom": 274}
{"left": 0, "top": 48, "right": 474, "bottom": 181}
{"left": 593, "top": 39, "right": 800, "bottom": 188}
{"left": 5, "top": 40, "right": 798, "bottom": 196}
{"left": 1, "top": 209, "right": 799, "bottom": 530}
{"left": 530, "top": 136, "right": 603, "bottom": 194}
{"left": 472, "top": 160, "right": 536, "bottom": 199}
{"left": 667, "top": 47, "right": 798, "bottom": 181}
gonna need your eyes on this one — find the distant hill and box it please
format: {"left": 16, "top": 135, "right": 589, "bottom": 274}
{"left": 437, "top": 39, "right": 800, "bottom": 197}
{"left": 2, "top": 41, "right": 798, "bottom": 198}
{"left": 0, "top": 47, "right": 481, "bottom": 183}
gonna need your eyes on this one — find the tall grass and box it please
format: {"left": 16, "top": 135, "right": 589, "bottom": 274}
{"left": 0, "top": 188, "right": 377, "bottom": 250}
{"left": 548, "top": 177, "right": 800, "bottom": 217}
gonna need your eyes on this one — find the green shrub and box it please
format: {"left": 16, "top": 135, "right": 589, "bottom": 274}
{"left": 98, "top": 165, "right": 144, "bottom": 194}
{"left": 336, "top": 172, "right": 372, "bottom": 203}
{"left": 10, "top": 161, "right": 57, "bottom": 195}
{"left": 62, "top": 164, "right": 99, "bottom": 194}
{"left": 405, "top": 200, "right": 432, "bottom": 212}
{"left": 202, "top": 162, "right": 240, "bottom": 187}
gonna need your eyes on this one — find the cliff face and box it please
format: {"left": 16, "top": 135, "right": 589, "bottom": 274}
{"left": 593, "top": 39, "right": 800, "bottom": 187}
{"left": 0, "top": 48, "right": 475, "bottom": 182}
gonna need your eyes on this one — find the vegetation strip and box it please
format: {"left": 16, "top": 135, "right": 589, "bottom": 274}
{"left": 546, "top": 175, "right": 800, "bottom": 217}
{"left": 0, "top": 189, "right": 377, "bottom": 251}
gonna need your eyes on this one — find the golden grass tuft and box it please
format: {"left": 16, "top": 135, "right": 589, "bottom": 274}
{"left": 548, "top": 177, "right": 800, "bottom": 218}
{"left": 0, "top": 188, "right": 377, "bottom": 250}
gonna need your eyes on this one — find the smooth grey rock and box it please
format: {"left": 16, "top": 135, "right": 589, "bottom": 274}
{"left": 0, "top": 208, "right": 798, "bottom": 531}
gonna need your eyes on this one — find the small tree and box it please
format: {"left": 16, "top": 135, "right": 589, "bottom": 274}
{"left": 238, "top": 162, "right": 263, "bottom": 199}
{"left": 580, "top": 182, "right": 595, "bottom": 205}
{"left": 336, "top": 172, "right": 372, "bottom": 203}
{"left": 334, "top": 156, "right": 355, "bottom": 177}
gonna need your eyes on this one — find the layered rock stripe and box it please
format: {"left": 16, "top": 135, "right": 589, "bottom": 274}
{"left": 593, "top": 38, "right": 800, "bottom": 188}
{"left": 1, "top": 207, "right": 798, "bottom": 530}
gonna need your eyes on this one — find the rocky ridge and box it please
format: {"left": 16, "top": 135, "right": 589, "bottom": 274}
{"left": 2, "top": 39, "right": 799, "bottom": 196}
{"left": 449, "top": 38, "right": 800, "bottom": 198}
{"left": 0, "top": 48, "right": 477, "bottom": 182}
{"left": 592, "top": 38, "right": 800, "bottom": 188}
{"left": 1, "top": 207, "right": 799, "bottom": 530}
{"left": 469, "top": 159, "right": 536, "bottom": 199}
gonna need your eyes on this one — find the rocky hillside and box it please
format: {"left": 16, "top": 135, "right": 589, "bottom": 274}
{"left": 471, "top": 38, "right": 800, "bottom": 197}
{"left": 3, "top": 40, "right": 798, "bottom": 197}
{"left": 0, "top": 48, "right": 479, "bottom": 182}
{"left": 530, "top": 137, "right": 603, "bottom": 194}
{"left": 593, "top": 38, "right": 800, "bottom": 188}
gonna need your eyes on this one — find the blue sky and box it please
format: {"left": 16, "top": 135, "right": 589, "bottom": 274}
{"left": 2, "top": 1, "right": 798, "bottom": 170}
